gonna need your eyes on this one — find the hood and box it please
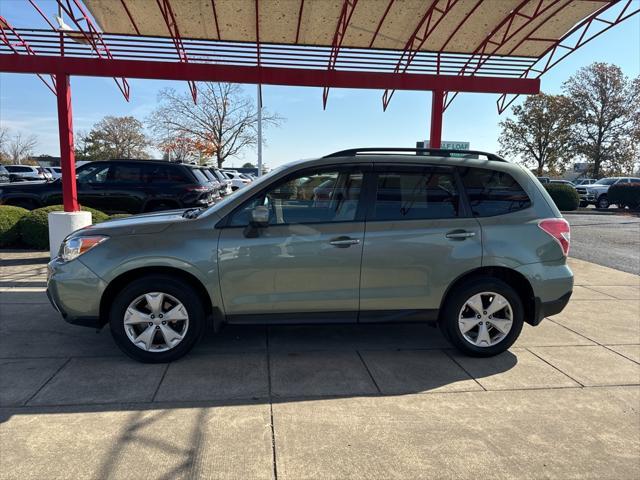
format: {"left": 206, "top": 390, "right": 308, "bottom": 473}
{"left": 78, "top": 209, "right": 191, "bottom": 236}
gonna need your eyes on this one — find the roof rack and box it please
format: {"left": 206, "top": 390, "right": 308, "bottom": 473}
{"left": 323, "top": 148, "right": 507, "bottom": 162}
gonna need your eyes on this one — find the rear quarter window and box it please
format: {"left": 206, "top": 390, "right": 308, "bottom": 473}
{"left": 459, "top": 167, "right": 531, "bottom": 217}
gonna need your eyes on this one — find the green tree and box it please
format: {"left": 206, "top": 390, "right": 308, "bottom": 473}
{"left": 563, "top": 63, "right": 640, "bottom": 177}
{"left": 242, "top": 162, "right": 255, "bottom": 168}
{"left": 498, "top": 93, "right": 573, "bottom": 175}
{"left": 79, "top": 116, "right": 150, "bottom": 160}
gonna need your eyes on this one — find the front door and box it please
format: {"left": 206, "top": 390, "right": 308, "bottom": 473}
{"left": 218, "top": 166, "right": 367, "bottom": 321}
{"left": 359, "top": 165, "right": 482, "bottom": 318}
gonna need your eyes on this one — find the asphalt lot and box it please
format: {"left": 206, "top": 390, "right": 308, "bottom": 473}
{"left": 0, "top": 250, "right": 639, "bottom": 479}
{"left": 567, "top": 212, "right": 640, "bottom": 275}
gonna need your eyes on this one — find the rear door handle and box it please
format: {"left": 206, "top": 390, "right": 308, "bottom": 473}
{"left": 445, "top": 230, "right": 476, "bottom": 240}
{"left": 329, "top": 236, "right": 361, "bottom": 248}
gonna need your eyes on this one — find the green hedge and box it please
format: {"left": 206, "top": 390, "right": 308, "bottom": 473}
{"left": 608, "top": 183, "right": 640, "bottom": 210}
{"left": 0, "top": 206, "right": 29, "bottom": 247}
{"left": 19, "top": 205, "right": 109, "bottom": 250}
{"left": 544, "top": 184, "right": 579, "bottom": 211}
{"left": 108, "top": 213, "right": 132, "bottom": 220}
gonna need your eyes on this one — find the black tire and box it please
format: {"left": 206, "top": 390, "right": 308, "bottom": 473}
{"left": 596, "top": 195, "right": 610, "bottom": 209}
{"left": 440, "top": 276, "right": 524, "bottom": 357}
{"left": 579, "top": 201, "right": 588, "bottom": 208}
{"left": 109, "top": 275, "right": 205, "bottom": 363}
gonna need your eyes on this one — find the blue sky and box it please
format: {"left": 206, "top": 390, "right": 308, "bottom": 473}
{"left": 1, "top": 0, "right": 639, "bottom": 169}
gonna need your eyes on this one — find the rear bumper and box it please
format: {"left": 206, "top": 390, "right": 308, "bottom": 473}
{"left": 531, "top": 291, "right": 572, "bottom": 326}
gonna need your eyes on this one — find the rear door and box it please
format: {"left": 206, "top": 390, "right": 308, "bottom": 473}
{"left": 359, "top": 164, "right": 482, "bottom": 318}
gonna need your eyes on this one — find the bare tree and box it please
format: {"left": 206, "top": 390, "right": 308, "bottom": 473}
{"left": 81, "top": 116, "right": 151, "bottom": 160}
{"left": 498, "top": 93, "right": 574, "bottom": 175}
{"left": 0, "top": 126, "right": 8, "bottom": 161}
{"left": 563, "top": 63, "right": 640, "bottom": 177}
{"left": 148, "top": 83, "right": 282, "bottom": 167}
{"left": 6, "top": 132, "right": 38, "bottom": 165}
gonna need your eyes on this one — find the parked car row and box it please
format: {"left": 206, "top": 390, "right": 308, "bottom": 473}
{"left": 0, "top": 164, "right": 56, "bottom": 182}
{"left": 576, "top": 177, "right": 640, "bottom": 209}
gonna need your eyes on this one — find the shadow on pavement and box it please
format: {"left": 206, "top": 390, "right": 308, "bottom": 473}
{"left": 0, "top": 290, "right": 519, "bottom": 421}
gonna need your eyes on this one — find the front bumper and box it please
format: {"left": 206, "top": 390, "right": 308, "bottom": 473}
{"left": 47, "top": 257, "right": 106, "bottom": 328}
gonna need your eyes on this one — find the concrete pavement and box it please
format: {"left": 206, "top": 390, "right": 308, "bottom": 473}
{"left": 0, "top": 250, "right": 639, "bottom": 479}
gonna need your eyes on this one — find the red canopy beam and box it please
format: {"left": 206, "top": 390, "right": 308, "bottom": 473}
{"left": 54, "top": 0, "right": 130, "bottom": 101}
{"left": 0, "top": 15, "right": 56, "bottom": 94}
{"left": 322, "top": 0, "right": 359, "bottom": 109}
{"left": 0, "top": 54, "right": 540, "bottom": 95}
{"left": 444, "top": 0, "right": 571, "bottom": 110}
{"left": 368, "top": 0, "right": 395, "bottom": 48}
{"left": 156, "top": 0, "right": 198, "bottom": 103}
{"left": 381, "top": 0, "right": 461, "bottom": 111}
{"left": 497, "top": 0, "right": 638, "bottom": 113}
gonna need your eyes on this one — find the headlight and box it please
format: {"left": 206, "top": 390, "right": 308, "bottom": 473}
{"left": 60, "top": 235, "right": 108, "bottom": 262}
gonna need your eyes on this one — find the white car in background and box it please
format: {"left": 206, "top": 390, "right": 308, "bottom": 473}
{"left": 4, "top": 165, "right": 52, "bottom": 182}
{"left": 578, "top": 177, "right": 640, "bottom": 209}
{"left": 222, "top": 170, "right": 252, "bottom": 191}
{"left": 44, "top": 167, "right": 62, "bottom": 179}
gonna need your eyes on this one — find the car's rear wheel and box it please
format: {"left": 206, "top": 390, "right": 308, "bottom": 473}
{"left": 441, "top": 277, "right": 524, "bottom": 357}
{"left": 597, "top": 195, "right": 610, "bottom": 209}
{"left": 109, "top": 275, "right": 205, "bottom": 363}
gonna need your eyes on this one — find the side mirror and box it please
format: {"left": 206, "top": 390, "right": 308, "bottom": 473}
{"left": 251, "top": 205, "right": 269, "bottom": 226}
{"left": 244, "top": 205, "right": 269, "bottom": 238}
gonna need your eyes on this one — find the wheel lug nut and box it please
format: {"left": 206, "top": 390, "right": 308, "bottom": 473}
{"left": 476, "top": 315, "right": 481, "bottom": 319}
{"left": 162, "top": 321, "right": 166, "bottom": 325}
{"left": 155, "top": 326, "right": 160, "bottom": 330}
{"left": 148, "top": 322, "right": 153, "bottom": 326}
{"left": 150, "top": 314, "right": 155, "bottom": 319}
{"left": 159, "top": 314, "right": 163, "bottom": 319}
{"left": 483, "top": 311, "right": 487, "bottom": 315}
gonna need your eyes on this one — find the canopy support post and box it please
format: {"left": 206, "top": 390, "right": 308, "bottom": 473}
{"left": 56, "top": 73, "right": 78, "bottom": 212}
{"left": 430, "top": 90, "right": 444, "bottom": 149}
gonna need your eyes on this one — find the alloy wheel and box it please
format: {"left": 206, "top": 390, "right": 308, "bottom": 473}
{"left": 458, "top": 292, "right": 513, "bottom": 347}
{"left": 123, "top": 292, "right": 189, "bottom": 352}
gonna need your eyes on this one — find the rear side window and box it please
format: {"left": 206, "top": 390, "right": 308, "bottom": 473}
{"left": 459, "top": 168, "right": 531, "bottom": 217}
{"left": 191, "top": 169, "right": 209, "bottom": 184}
{"left": 144, "top": 164, "right": 191, "bottom": 183}
{"left": 373, "top": 169, "right": 460, "bottom": 220}
{"left": 111, "top": 164, "right": 143, "bottom": 183}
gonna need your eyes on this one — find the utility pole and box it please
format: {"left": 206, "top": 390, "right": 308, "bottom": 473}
{"left": 257, "top": 84, "right": 262, "bottom": 177}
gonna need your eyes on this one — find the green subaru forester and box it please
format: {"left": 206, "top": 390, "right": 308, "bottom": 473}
{"left": 47, "top": 148, "right": 573, "bottom": 363}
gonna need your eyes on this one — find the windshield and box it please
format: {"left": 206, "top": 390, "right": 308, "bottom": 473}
{"left": 594, "top": 178, "right": 618, "bottom": 185}
{"left": 200, "top": 165, "right": 287, "bottom": 217}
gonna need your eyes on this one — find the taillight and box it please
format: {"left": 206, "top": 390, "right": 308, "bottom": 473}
{"left": 538, "top": 218, "right": 570, "bottom": 256}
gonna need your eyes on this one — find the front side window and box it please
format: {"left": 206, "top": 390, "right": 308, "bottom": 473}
{"left": 372, "top": 169, "right": 460, "bottom": 221}
{"left": 459, "top": 167, "right": 531, "bottom": 217}
{"left": 229, "top": 168, "right": 363, "bottom": 226}
{"left": 77, "top": 163, "right": 110, "bottom": 184}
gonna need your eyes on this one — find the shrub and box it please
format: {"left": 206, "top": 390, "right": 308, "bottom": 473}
{"left": 0, "top": 205, "right": 29, "bottom": 247}
{"left": 544, "top": 184, "right": 579, "bottom": 211}
{"left": 608, "top": 183, "right": 640, "bottom": 210}
{"left": 19, "top": 205, "right": 109, "bottom": 250}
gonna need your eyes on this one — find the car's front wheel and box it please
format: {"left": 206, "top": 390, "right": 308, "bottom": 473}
{"left": 596, "top": 195, "right": 610, "bottom": 209}
{"left": 109, "top": 275, "right": 205, "bottom": 363}
{"left": 441, "top": 277, "right": 524, "bottom": 357}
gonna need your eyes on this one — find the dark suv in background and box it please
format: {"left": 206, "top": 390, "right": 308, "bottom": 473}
{"left": 0, "top": 160, "right": 218, "bottom": 213}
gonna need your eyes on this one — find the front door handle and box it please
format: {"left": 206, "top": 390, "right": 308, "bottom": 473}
{"left": 445, "top": 230, "right": 476, "bottom": 240}
{"left": 329, "top": 236, "right": 361, "bottom": 248}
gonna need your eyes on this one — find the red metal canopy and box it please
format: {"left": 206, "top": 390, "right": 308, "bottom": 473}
{"left": 0, "top": 0, "right": 637, "bottom": 212}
